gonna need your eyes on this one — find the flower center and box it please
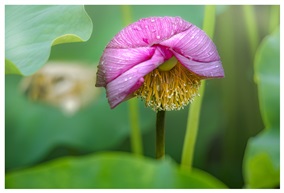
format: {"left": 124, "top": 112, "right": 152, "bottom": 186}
{"left": 134, "top": 60, "right": 201, "bottom": 111}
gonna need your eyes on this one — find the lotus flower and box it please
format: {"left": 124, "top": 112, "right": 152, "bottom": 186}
{"left": 96, "top": 16, "right": 224, "bottom": 111}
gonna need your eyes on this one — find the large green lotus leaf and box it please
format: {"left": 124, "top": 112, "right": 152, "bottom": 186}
{"left": 243, "top": 129, "right": 280, "bottom": 188}
{"left": 5, "top": 152, "right": 227, "bottom": 188}
{"left": 5, "top": 75, "right": 154, "bottom": 171}
{"left": 5, "top": 5, "right": 92, "bottom": 75}
{"left": 254, "top": 27, "right": 280, "bottom": 130}
{"left": 243, "top": 27, "right": 280, "bottom": 188}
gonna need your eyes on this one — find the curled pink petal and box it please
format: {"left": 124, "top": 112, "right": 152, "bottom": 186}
{"left": 159, "top": 25, "right": 220, "bottom": 62}
{"left": 173, "top": 51, "right": 224, "bottom": 78}
{"left": 106, "top": 48, "right": 165, "bottom": 108}
{"left": 96, "top": 47, "right": 155, "bottom": 87}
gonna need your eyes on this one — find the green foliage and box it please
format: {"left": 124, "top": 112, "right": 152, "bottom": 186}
{"left": 5, "top": 5, "right": 92, "bottom": 76}
{"left": 5, "top": 5, "right": 279, "bottom": 189}
{"left": 243, "top": 129, "right": 279, "bottom": 188}
{"left": 254, "top": 27, "right": 280, "bottom": 129}
{"left": 5, "top": 75, "right": 154, "bottom": 170}
{"left": 243, "top": 27, "right": 280, "bottom": 188}
{"left": 5, "top": 59, "right": 21, "bottom": 74}
{"left": 6, "top": 152, "right": 226, "bottom": 188}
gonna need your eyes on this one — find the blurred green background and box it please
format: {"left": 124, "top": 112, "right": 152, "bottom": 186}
{"left": 5, "top": 5, "right": 279, "bottom": 188}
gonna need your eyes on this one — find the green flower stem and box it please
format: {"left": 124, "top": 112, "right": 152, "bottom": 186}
{"left": 181, "top": 80, "right": 206, "bottom": 169}
{"left": 243, "top": 5, "right": 259, "bottom": 55}
{"left": 181, "top": 5, "right": 216, "bottom": 170}
{"left": 121, "top": 5, "right": 143, "bottom": 156}
{"left": 202, "top": 5, "right": 216, "bottom": 39}
{"left": 128, "top": 98, "right": 143, "bottom": 156}
{"left": 269, "top": 5, "right": 280, "bottom": 33}
{"left": 156, "top": 110, "right": 166, "bottom": 159}
{"left": 121, "top": 5, "right": 132, "bottom": 26}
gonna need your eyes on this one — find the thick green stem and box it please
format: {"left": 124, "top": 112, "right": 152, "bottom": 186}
{"left": 156, "top": 111, "right": 166, "bottom": 159}
{"left": 121, "top": 5, "right": 143, "bottom": 156}
{"left": 181, "top": 5, "right": 216, "bottom": 170}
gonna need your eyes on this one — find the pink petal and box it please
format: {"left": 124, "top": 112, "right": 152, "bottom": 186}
{"left": 107, "top": 16, "right": 192, "bottom": 49}
{"left": 173, "top": 51, "right": 224, "bottom": 78}
{"left": 96, "top": 47, "right": 155, "bottom": 87}
{"left": 159, "top": 25, "right": 220, "bottom": 62}
{"left": 106, "top": 49, "right": 165, "bottom": 108}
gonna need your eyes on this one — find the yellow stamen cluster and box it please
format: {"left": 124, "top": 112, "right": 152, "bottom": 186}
{"left": 134, "top": 62, "right": 201, "bottom": 111}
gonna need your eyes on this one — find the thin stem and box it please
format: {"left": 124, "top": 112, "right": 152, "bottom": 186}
{"left": 269, "top": 5, "right": 280, "bottom": 34}
{"left": 181, "top": 81, "right": 206, "bottom": 169}
{"left": 121, "top": 5, "right": 143, "bottom": 156}
{"left": 156, "top": 110, "right": 166, "bottom": 159}
{"left": 128, "top": 98, "right": 143, "bottom": 156}
{"left": 202, "top": 5, "right": 216, "bottom": 39}
{"left": 121, "top": 5, "right": 132, "bottom": 26}
{"left": 243, "top": 5, "right": 259, "bottom": 55}
{"left": 181, "top": 5, "right": 216, "bottom": 170}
